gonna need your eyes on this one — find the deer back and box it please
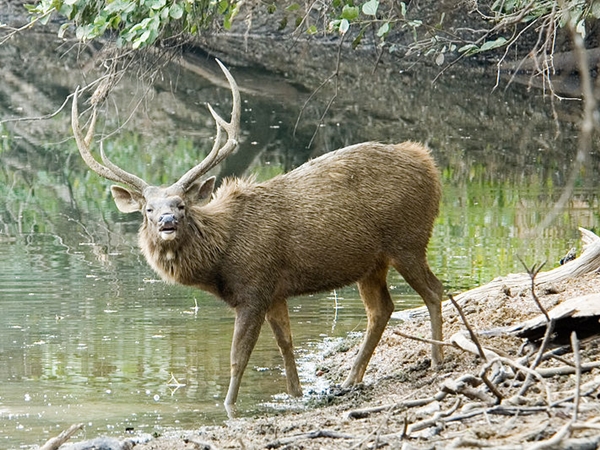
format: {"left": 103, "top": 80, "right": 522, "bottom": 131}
{"left": 180, "top": 141, "right": 441, "bottom": 303}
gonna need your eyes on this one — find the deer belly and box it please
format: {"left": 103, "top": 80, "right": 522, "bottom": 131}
{"left": 281, "top": 251, "right": 380, "bottom": 296}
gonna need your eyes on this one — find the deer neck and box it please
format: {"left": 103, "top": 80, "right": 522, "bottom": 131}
{"left": 139, "top": 206, "right": 230, "bottom": 292}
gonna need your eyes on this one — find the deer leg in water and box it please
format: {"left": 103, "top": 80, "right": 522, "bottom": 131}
{"left": 225, "top": 305, "right": 266, "bottom": 407}
{"left": 266, "top": 298, "right": 302, "bottom": 397}
{"left": 343, "top": 263, "right": 394, "bottom": 387}
{"left": 392, "top": 255, "right": 444, "bottom": 367}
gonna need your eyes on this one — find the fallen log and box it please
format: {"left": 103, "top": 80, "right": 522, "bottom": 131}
{"left": 499, "top": 293, "right": 600, "bottom": 346}
{"left": 393, "top": 228, "right": 600, "bottom": 322}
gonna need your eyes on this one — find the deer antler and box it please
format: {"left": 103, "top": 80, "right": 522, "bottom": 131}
{"left": 71, "top": 86, "right": 149, "bottom": 192}
{"left": 173, "top": 59, "right": 241, "bottom": 191}
{"left": 72, "top": 59, "right": 240, "bottom": 194}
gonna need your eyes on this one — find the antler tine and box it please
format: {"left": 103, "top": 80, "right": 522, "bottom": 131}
{"left": 72, "top": 86, "right": 120, "bottom": 183}
{"left": 175, "top": 59, "right": 241, "bottom": 191}
{"left": 72, "top": 86, "right": 148, "bottom": 192}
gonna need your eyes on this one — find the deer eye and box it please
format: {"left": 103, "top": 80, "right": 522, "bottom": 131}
{"left": 178, "top": 204, "right": 185, "bottom": 211}
{"left": 146, "top": 207, "right": 154, "bottom": 214}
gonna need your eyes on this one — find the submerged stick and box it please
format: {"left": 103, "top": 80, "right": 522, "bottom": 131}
{"left": 39, "top": 423, "right": 84, "bottom": 450}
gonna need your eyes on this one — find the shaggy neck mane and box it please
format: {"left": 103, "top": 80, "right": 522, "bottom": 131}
{"left": 139, "top": 207, "right": 229, "bottom": 290}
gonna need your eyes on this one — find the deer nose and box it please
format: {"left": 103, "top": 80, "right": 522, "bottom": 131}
{"left": 159, "top": 213, "right": 177, "bottom": 225}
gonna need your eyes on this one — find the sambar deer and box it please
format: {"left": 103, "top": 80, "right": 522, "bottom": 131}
{"left": 71, "top": 60, "right": 444, "bottom": 409}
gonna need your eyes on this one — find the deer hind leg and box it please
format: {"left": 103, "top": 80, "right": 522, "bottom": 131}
{"left": 267, "top": 299, "right": 302, "bottom": 397}
{"left": 225, "top": 304, "right": 266, "bottom": 408}
{"left": 342, "top": 262, "right": 394, "bottom": 388}
{"left": 392, "top": 254, "right": 444, "bottom": 367}
{"left": 266, "top": 298, "right": 302, "bottom": 397}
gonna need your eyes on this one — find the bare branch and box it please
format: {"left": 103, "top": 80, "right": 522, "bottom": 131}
{"left": 571, "top": 331, "right": 581, "bottom": 423}
{"left": 448, "top": 294, "right": 488, "bottom": 361}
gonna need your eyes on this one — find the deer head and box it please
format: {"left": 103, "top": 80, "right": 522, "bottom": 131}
{"left": 71, "top": 60, "right": 241, "bottom": 242}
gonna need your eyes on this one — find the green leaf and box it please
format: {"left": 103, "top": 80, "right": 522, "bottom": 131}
{"left": 352, "top": 27, "right": 365, "bottom": 49}
{"left": 127, "top": 21, "right": 145, "bottom": 33}
{"left": 286, "top": 3, "right": 300, "bottom": 12}
{"left": 278, "top": 16, "right": 288, "bottom": 29}
{"left": 147, "top": 0, "right": 166, "bottom": 10}
{"left": 104, "top": 0, "right": 130, "bottom": 14}
{"left": 169, "top": 3, "right": 183, "bottom": 19}
{"left": 57, "top": 22, "right": 69, "bottom": 38}
{"left": 139, "top": 29, "right": 151, "bottom": 42}
{"left": 109, "top": 15, "right": 122, "bottom": 28}
{"left": 339, "top": 18, "right": 349, "bottom": 34}
{"left": 458, "top": 43, "right": 479, "bottom": 54}
{"left": 75, "top": 23, "right": 94, "bottom": 40}
{"left": 341, "top": 5, "right": 359, "bottom": 21}
{"left": 575, "top": 19, "right": 585, "bottom": 38}
{"left": 149, "top": 14, "right": 160, "bottom": 30}
{"left": 377, "top": 21, "right": 389, "bottom": 37}
{"left": 218, "top": 0, "right": 229, "bottom": 14}
{"left": 59, "top": 2, "right": 74, "bottom": 18}
{"left": 362, "top": 0, "right": 379, "bottom": 16}
{"left": 306, "top": 24, "right": 318, "bottom": 35}
{"left": 479, "top": 36, "right": 507, "bottom": 52}
{"left": 224, "top": 1, "right": 241, "bottom": 30}
{"left": 399, "top": 2, "right": 406, "bottom": 18}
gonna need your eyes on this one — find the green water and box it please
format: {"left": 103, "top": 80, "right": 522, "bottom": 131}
{"left": 0, "top": 34, "right": 599, "bottom": 449}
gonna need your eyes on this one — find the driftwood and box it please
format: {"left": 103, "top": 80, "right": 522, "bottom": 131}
{"left": 393, "top": 227, "right": 600, "bottom": 322}
{"left": 39, "top": 423, "right": 84, "bottom": 450}
{"left": 40, "top": 429, "right": 153, "bottom": 450}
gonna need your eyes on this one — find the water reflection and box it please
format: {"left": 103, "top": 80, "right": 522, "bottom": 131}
{"left": 0, "top": 32, "right": 599, "bottom": 448}
{"left": 0, "top": 230, "right": 368, "bottom": 446}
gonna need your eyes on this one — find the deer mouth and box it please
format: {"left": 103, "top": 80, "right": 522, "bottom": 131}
{"left": 158, "top": 223, "right": 178, "bottom": 241}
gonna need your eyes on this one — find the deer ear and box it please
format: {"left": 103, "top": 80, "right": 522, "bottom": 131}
{"left": 111, "top": 185, "right": 144, "bottom": 213}
{"left": 187, "top": 176, "right": 216, "bottom": 206}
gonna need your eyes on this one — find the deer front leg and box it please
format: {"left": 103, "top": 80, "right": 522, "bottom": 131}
{"left": 225, "top": 304, "right": 266, "bottom": 408}
{"left": 266, "top": 298, "right": 302, "bottom": 397}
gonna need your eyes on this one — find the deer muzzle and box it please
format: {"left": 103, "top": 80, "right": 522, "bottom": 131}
{"left": 158, "top": 213, "right": 178, "bottom": 241}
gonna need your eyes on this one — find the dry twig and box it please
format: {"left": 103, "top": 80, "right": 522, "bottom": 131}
{"left": 449, "top": 294, "right": 504, "bottom": 403}
{"left": 265, "top": 429, "right": 355, "bottom": 449}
